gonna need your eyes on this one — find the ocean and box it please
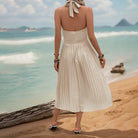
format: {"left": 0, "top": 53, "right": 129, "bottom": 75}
{"left": 0, "top": 26, "right": 138, "bottom": 113}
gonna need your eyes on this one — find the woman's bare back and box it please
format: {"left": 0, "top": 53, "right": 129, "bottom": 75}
{"left": 59, "top": 5, "right": 89, "bottom": 31}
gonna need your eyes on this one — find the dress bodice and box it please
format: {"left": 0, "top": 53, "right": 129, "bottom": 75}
{"left": 62, "top": 27, "right": 88, "bottom": 44}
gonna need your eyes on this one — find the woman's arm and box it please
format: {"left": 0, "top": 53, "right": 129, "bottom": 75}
{"left": 54, "top": 8, "right": 61, "bottom": 60}
{"left": 86, "top": 7, "right": 103, "bottom": 57}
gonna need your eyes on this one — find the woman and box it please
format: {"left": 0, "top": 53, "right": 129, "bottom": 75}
{"left": 49, "top": 0, "right": 113, "bottom": 134}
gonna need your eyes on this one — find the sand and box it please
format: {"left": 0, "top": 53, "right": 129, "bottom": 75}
{"left": 0, "top": 75, "right": 138, "bottom": 138}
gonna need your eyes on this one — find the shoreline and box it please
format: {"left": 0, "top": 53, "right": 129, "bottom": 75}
{"left": 0, "top": 75, "right": 138, "bottom": 137}
{"left": 108, "top": 70, "right": 138, "bottom": 84}
{"left": 0, "top": 72, "right": 138, "bottom": 115}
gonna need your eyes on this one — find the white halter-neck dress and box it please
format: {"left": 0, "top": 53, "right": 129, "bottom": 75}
{"left": 55, "top": 27, "right": 113, "bottom": 112}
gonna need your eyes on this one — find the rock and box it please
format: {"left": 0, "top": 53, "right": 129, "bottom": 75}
{"left": 111, "top": 62, "right": 125, "bottom": 74}
{"left": 0, "top": 100, "right": 73, "bottom": 129}
{"left": 114, "top": 62, "right": 124, "bottom": 68}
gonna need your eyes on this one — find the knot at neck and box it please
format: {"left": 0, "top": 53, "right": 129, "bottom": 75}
{"left": 65, "top": 0, "right": 81, "bottom": 18}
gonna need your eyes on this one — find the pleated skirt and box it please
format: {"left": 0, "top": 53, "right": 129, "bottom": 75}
{"left": 55, "top": 28, "right": 113, "bottom": 112}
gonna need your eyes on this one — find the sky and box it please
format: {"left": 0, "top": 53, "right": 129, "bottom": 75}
{"left": 0, "top": 0, "right": 138, "bottom": 28}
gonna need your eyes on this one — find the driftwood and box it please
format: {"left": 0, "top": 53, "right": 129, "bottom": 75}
{"left": 0, "top": 100, "right": 74, "bottom": 129}
{"left": 111, "top": 62, "right": 125, "bottom": 74}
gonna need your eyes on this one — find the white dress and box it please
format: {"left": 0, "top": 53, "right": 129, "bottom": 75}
{"left": 55, "top": 27, "right": 113, "bottom": 112}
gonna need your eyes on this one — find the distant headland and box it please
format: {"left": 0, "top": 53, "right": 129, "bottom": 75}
{"left": 95, "top": 18, "right": 138, "bottom": 28}
{"left": 115, "top": 18, "right": 132, "bottom": 27}
{"left": 0, "top": 26, "right": 54, "bottom": 32}
{"left": 0, "top": 18, "right": 138, "bottom": 32}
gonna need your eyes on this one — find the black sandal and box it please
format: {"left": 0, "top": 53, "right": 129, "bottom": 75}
{"left": 49, "top": 124, "right": 58, "bottom": 130}
{"left": 74, "top": 128, "right": 81, "bottom": 134}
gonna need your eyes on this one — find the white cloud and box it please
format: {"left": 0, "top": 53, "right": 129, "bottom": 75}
{"left": 87, "top": 0, "right": 116, "bottom": 16}
{"left": 0, "top": 0, "right": 59, "bottom": 27}
{"left": 21, "top": 4, "right": 35, "bottom": 15}
{"left": 127, "top": 0, "right": 137, "bottom": 10}
{"left": 3, "top": 0, "right": 20, "bottom": 8}
{"left": 0, "top": 4, "right": 7, "bottom": 14}
{"left": 0, "top": 0, "right": 20, "bottom": 16}
{"left": 0, "top": 0, "right": 49, "bottom": 16}
{"left": 32, "top": 0, "right": 47, "bottom": 10}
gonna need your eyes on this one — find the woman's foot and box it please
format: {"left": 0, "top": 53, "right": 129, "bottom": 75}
{"left": 49, "top": 121, "right": 58, "bottom": 130}
{"left": 74, "top": 121, "right": 81, "bottom": 133}
{"left": 51, "top": 117, "right": 58, "bottom": 125}
{"left": 74, "top": 127, "right": 81, "bottom": 134}
{"left": 51, "top": 121, "right": 58, "bottom": 126}
{"left": 49, "top": 117, "right": 58, "bottom": 130}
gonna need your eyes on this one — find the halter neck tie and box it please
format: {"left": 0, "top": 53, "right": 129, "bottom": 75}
{"left": 65, "top": 0, "right": 81, "bottom": 17}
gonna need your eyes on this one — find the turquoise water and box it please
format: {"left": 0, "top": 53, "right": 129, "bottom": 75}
{"left": 0, "top": 26, "right": 138, "bottom": 113}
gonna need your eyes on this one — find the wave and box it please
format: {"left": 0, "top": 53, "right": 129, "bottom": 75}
{"left": 0, "top": 37, "right": 54, "bottom": 45}
{"left": 106, "top": 69, "right": 138, "bottom": 84}
{"left": 0, "top": 51, "right": 38, "bottom": 64}
{"left": 0, "top": 31, "right": 138, "bottom": 45}
{"left": 95, "top": 31, "right": 138, "bottom": 38}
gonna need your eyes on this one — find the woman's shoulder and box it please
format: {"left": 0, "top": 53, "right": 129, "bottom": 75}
{"left": 81, "top": 6, "right": 93, "bottom": 14}
{"left": 54, "top": 6, "right": 67, "bottom": 14}
{"left": 82, "top": 6, "right": 93, "bottom": 10}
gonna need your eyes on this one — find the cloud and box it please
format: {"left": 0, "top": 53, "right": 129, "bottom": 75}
{"left": 4, "top": 0, "right": 19, "bottom": 8}
{"left": 0, "top": 0, "right": 20, "bottom": 16}
{"left": 0, "top": 0, "right": 49, "bottom": 16}
{"left": 127, "top": 0, "right": 137, "bottom": 10}
{"left": 87, "top": 0, "right": 116, "bottom": 16}
{"left": 21, "top": 4, "right": 35, "bottom": 15}
{"left": 31, "top": 0, "right": 47, "bottom": 10}
{"left": 0, "top": 4, "right": 7, "bottom": 15}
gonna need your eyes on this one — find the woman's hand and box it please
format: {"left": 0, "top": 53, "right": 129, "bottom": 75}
{"left": 99, "top": 57, "right": 105, "bottom": 68}
{"left": 54, "top": 61, "right": 59, "bottom": 72}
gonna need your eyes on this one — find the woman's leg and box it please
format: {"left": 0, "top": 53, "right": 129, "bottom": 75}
{"left": 75, "top": 111, "right": 83, "bottom": 130}
{"left": 51, "top": 108, "right": 60, "bottom": 125}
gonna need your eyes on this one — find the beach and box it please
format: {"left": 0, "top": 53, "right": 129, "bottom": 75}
{"left": 0, "top": 0, "right": 138, "bottom": 137}
{"left": 0, "top": 75, "right": 137, "bottom": 138}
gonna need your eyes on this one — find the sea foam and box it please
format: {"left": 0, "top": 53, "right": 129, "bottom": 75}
{"left": 0, "top": 51, "right": 38, "bottom": 64}
{"left": 0, "top": 31, "right": 138, "bottom": 45}
{"left": 95, "top": 31, "right": 138, "bottom": 38}
{"left": 0, "top": 37, "right": 54, "bottom": 45}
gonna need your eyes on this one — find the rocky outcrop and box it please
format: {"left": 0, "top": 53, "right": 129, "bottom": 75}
{"left": 0, "top": 100, "right": 73, "bottom": 129}
{"left": 135, "top": 22, "right": 138, "bottom": 25}
{"left": 111, "top": 62, "right": 125, "bottom": 74}
{"left": 115, "top": 19, "right": 132, "bottom": 27}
